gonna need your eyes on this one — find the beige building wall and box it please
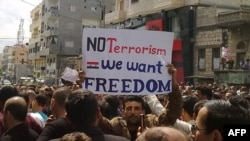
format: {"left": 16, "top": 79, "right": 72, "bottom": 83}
{"left": 13, "top": 45, "right": 28, "bottom": 64}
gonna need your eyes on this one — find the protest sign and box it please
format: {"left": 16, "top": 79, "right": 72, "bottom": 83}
{"left": 82, "top": 28, "right": 174, "bottom": 95}
{"left": 61, "top": 67, "right": 78, "bottom": 83}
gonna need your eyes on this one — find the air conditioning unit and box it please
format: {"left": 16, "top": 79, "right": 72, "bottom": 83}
{"left": 125, "top": 22, "right": 133, "bottom": 28}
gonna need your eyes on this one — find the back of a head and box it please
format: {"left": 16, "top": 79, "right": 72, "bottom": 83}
{"left": 136, "top": 127, "right": 190, "bottom": 141}
{"left": 19, "top": 92, "right": 30, "bottom": 108}
{"left": 229, "top": 95, "right": 250, "bottom": 109}
{"left": 193, "top": 100, "right": 207, "bottom": 118}
{"left": 53, "top": 87, "right": 72, "bottom": 108}
{"left": 196, "top": 86, "right": 212, "bottom": 100}
{"left": 99, "top": 95, "right": 119, "bottom": 120}
{"left": 35, "top": 94, "right": 48, "bottom": 107}
{"left": 60, "top": 132, "right": 92, "bottom": 141}
{"left": 65, "top": 89, "right": 98, "bottom": 127}
{"left": 203, "top": 100, "right": 250, "bottom": 135}
{"left": 0, "top": 85, "right": 19, "bottom": 108}
{"left": 4, "top": 96, "right": 27, "bottom": 122}
{"left": 182, "top": 95, "right": 199, "bottom": 117}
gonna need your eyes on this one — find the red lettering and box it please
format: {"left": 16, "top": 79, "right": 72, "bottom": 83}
{"left": 107, "top": 38, "right": 117, "bottom": 53}
{"left": 114, "top": 46, "right": 120, "bottom": 53}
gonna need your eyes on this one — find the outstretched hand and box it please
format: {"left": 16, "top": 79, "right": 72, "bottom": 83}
{"left": 166, "top": 64, "right": 177, "bottom": 84}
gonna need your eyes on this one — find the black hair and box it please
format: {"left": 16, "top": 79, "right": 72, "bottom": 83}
{"left": 182, "top": 95, "right": 198, "bottom": 117}
{"left": 99, "top": 95, "right": 119, "bottom": 120}
{"left": 35, "top": 94, "right": 48, "bottom": 107}
{"left": 0, "top": 85, "right": 19, "bottom": 104}
{"left": 203, "top": 100, "right": 250, "bottom": 135}
{"left": 196, "top": 86, "right": 212, "bottom": 100}
{"left": 123, "top": 95, "right": 144, "bottom": 110}
{"left": 65, "top": 89, "right": 98, "bottom": 127}
{"left": 193, "top": 100, "right": 207, "bottom": 117}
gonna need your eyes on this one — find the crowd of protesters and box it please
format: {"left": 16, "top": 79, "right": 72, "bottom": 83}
{"left": 0, "top": 64, "right": 249, "bottom": 141}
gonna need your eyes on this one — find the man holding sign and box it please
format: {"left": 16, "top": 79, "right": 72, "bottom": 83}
{"left": 82, "top": 29, "right": 182, "bottom": 140}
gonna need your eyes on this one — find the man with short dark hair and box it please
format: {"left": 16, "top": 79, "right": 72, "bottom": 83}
{"left": 1, "top": 96, "right": 38, "bottom": 141}
{"left": 195, "top": 86, "right": 212, "bottom": 100}
{"left": 110, "top": 64, "right": 182, "bottom": 141}
{"left": 48, "top": 87, "right": 71, "bottom": 121}
{"left": 32, "top": 94, "right": 48, "bottom": 122}
{"left": 181, "top": 95, "right": 198, "bottom": 125}
{"left": 38, "top": 89, "right": 129, "bottom": 141}
{"left": 65, "top": 89, "right": 129, "bottom": 141}
{"left": 191, "top": 99, "right": 250, "bottom": 141}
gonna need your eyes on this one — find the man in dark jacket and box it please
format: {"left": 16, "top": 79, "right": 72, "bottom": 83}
{"left": 0, "top": 96, "right": 38, "bottom": 141}
{"left": 38, "top": 89, "right": 129, "bottom": 141}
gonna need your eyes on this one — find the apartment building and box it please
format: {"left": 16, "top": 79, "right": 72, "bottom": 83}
{"left": 29, "top": 0, "right": 114, "bottom": 84}
{"left": 105, "top": 0, "right": 250, "bottom": 85}
{"left": 2, "top": 45, "right": 30, "bottom": 82}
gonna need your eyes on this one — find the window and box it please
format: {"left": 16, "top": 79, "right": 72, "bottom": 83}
{"left": 131, "top": 0, "right": 139, "bottom": 3}
{"left": 212, "top": 48, "right": 220, "bottom": 70}
{"left": 91, "top": 7, "right": 97, "bottom": 11}
{"left": 198, "top": 49, "right": 206, "bottom": 70}
{"left": 172, "top": 17, "right": 181, "bottom": 39}
{"left": 236, "top": 41, "right": 247, "bottom": 69}
{"left": 69, "top": 5, "right": 75, "bottom": 11}
{"left": 236, "top": 53, "right": 246, "bottom": 69}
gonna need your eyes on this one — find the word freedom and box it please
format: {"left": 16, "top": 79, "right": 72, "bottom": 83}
{"left": 87, "top": 37, "right": 167, "bottom": 55}
{"left": 84, "top": 77, "right": 171, "bottom": 93}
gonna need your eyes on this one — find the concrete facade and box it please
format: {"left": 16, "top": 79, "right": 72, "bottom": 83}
{"left": 29, "top": 0, "right": 114, "bottom": 83}
{"left": 105, "top": 0, "right": 250, "bottom": 85}
{"left": 1, "top": 45, "right": 29, "bottom": 82}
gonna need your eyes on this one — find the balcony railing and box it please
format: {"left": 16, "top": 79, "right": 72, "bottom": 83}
{"left": 42, "top": 28, "right": 58, "bottom": 37}
{"left": 30, "top": 19, "right": 40, "bottom": 30}
{"left": 43, "top": 7, "right": 59, "bottom": 20}
{"left": 153, "top": 0, "right": 184, "bottom": 11}
{"left": 214, "top": 70, "right": 250, "bottom": 84}
{"left": 218, "top": 10, "right": 250, "bottom": 27}
{"left": 105, "top": 10, "right": 126, "bottom": 24}
{"left": 126, "top": 0, "right": 184, "bottom": 18}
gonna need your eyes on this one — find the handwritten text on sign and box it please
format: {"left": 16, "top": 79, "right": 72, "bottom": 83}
{"left": 82, "top": 28, "right": 174, "bottom": 95}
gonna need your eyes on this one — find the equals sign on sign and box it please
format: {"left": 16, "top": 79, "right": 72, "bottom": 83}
{"left": 87, "top": 61, "right": 99, "bottom": 69}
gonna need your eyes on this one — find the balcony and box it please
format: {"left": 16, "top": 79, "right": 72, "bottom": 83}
{"left": 38, "top": 48, "right": 49, "bottom": 57}
{"left": 105, "top": 10, "right": 126, "bottom": 24}
{"left": 214, "top": 70, "right": 250, "bottom": 84}
{"left": 44, "top": 7, "right": 59, "bottom": 21}
{"left": 153, "top": 0, "right": 184, "bottom": 11}
{"left": 126, "top": 0, "right": 184, "bottom": 18}
{"left": 28, "top": 53, "right": 36, "bottom": 59}
{"left": 42, "top": 28, "right": 58, "bottom": 37}
{"left": 218, "top": 10, "right": 250, "bottom": 28}
{"left": 38, "top": 44, "right": 57, "bottom": 57}
{"left": 30, "top": 19, "right": 40, "bottom": 30}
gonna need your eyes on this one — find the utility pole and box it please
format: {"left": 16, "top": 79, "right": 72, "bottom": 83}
{"left": 57, "top": 41, "right": 62, "bottom": 85}
{"left": 99, "top": 0, "right": 105, "bottom": 28}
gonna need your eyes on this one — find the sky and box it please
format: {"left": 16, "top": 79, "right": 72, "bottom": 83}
{"left": 0, "top": 0, "right": 42, "bottom": 53}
